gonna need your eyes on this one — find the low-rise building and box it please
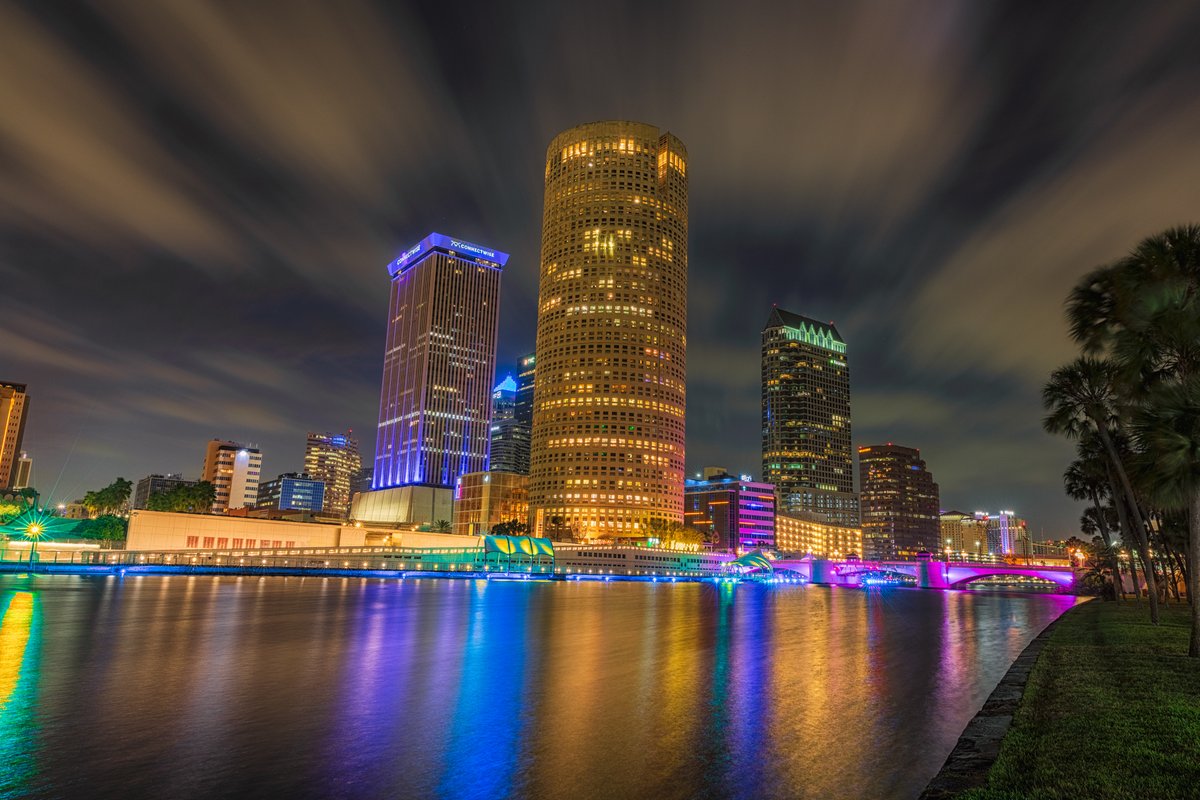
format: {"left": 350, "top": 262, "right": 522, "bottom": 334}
{"left": 452, "top": 471, "right": 529, "bottom": 536}
{"left": 256, "top": 473, "right": 325, "bottom": 513}
{"left": 774, "top": 512, "right": 862, "bottom": 559}
{"left": 132, "top": 473, "right": 198, "bottom": 510}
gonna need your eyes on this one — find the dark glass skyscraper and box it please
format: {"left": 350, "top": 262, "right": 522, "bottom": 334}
{"left": 858, "top": 444, "right": 941, "bottom": 560}
{"left": 372, "top": 233, "right": 506, "bottom": 490}
{"left": 761, "top": 308, "right": 858, "bottom": 525}
{"left": 488, "top": 375, "right": 528, "bottom": 474}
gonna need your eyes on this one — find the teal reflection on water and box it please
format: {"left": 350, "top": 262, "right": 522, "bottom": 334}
{"left": 0, "top": 589, "right": 42, "bottom": 799}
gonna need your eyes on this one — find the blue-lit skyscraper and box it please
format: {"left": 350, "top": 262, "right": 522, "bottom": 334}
{"left": 372, "top": 233, "right": 507, "bottom": 490}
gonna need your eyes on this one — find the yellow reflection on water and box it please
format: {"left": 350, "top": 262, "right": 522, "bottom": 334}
{"left": 0, "top": 592, "right": 35, "bottom": 707}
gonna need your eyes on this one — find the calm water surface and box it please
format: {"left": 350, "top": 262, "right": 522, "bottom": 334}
{"left": 0, "top": 574, "right": 1078, "bottom": 800}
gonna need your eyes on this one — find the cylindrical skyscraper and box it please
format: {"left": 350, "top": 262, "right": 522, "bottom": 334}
{"left": 530, "top": 121, "right": 688, "bottom": 540}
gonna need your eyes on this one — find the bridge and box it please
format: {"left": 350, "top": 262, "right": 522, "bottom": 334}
{"left": 768, "top": 557, "right": 1074, "bottom": 590}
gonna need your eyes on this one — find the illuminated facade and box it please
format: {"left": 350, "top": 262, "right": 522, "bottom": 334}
{"left": 372, "top": 233, "right": 506, "bottom": 490}
{"left": 0, "top": 382, "right": 29, "bottom": 489}
{"left": 683, "top": 471, "right": 775, "bottom": 552}
{"left": 529, "top": 121, "right": 688, "bottom": 539}
{"left": 774, "top": 511, "right": 863, "bottom": 559}
{"left": 256, "top": 473, "right": 325, "bottom": 513}
{"left": 452, "top": 471, "right": 530, "bottom": 536}
{"left": 201, "top": 439, "right": 263, "bottom": 514}
{"left": 858, "top": 444, "right": 940, "bottom": 560}
{"left": 939, "top": 511, "right": 988, "bottom": 557}
{"left": 761, "top": 310, "right": 858, "bottom": 526}
{"left": 304, "top": 431, "right": 361, "bottom": 518}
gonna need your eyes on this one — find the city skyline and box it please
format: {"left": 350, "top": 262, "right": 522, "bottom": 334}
{"left": 5, "top": 3, "right": 1200, "bottom": 534}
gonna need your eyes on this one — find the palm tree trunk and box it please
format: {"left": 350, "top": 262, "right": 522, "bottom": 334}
{"left": 1097, "top": 426, "right": 1160, "bottom": 624}
{"left": 1189, "top": 488, "right": 1200, "bottom": 658}
{"left": 1109, "top": 480, "right": 1140, "bottom": 601}
{"left": 1090, "top": 491, "right": 1123, "bottom": 602}
{"left": 1159, "top": 533, "right": 1182, "bottom": 602}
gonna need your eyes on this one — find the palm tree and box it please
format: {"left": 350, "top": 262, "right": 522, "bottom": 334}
{"left": 432, "top": 519, "right": 452, "bottom": 533}
{"left": 1065, "top": 224, "right": 1200, "bottom": 652}
{"left": 1065, "top": 443, "right": 1124, "bottom": 601}
{"left": 1131, "top": 379, "right": 1200, "bottom": 656}
{"left": 1043, "top": 357, "right": 1160, "bottom": 622}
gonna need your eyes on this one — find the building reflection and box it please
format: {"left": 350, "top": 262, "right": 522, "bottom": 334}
{"left": 0, "top": 590, "right": 40, "bottom": 796}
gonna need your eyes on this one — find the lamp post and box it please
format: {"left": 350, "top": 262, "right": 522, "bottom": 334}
{"left": 25, "top": 521, "right": 44, "bottom": 566}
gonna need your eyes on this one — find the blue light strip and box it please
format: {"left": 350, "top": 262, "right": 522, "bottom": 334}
{"left": 388, "top": 233, "right": 510, "bottom": 275}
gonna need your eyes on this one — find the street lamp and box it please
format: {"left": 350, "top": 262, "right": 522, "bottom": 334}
{"left": 25, "top": 521, "right": 45, "bottom": 566}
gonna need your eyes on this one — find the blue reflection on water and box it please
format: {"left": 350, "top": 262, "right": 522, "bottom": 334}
{"left": 436, "top": 582, "right": 531, "bottom": 799}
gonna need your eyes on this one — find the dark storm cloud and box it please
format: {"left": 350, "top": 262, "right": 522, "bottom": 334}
{"left": 4, "top": 0, "right": 1200, "bottom": 534}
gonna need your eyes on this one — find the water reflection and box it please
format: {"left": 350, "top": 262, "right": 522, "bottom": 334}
{"left": 0, "top": 588, "right": 41, "bottom": 798}
{"left": 0, "top": 576, "right": 1078, "bottom": 800}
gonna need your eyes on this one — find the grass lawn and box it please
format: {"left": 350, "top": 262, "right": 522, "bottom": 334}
{"left": 961, "top": 600, "right": 1200, "bottom": 800}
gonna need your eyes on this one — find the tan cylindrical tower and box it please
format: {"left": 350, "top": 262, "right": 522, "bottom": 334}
{"left": 529, "top": 121, "right": 688, "bottom": 540}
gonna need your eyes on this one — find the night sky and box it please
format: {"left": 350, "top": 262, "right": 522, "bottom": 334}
{"left": 4, "top": 1, "right": 1200, "bottom": 536}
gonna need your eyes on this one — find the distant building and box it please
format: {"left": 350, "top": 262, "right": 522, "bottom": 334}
{"left": 201, "top": 439, "right": 263, "bottom": 514}
{"left": 515, "top": 353, "right": 535, "bottom": 468}
{"left": 351, "top": 467, "right": 373, "bottom": 498}
{"left": 488, "top": 376, "right": 528, "bottom": 474}
{"left": 256, "top": 473, "right": 325, "bottom": 513}
{"left": 939, "top": 510, "right": 989, "bottom": 557}
{"left": 684, "top": 469, "right": 775, "bottom": 552}
{"left": 452, "top": 471, "right": 530, "bottom": 536}
{"left": 774, "top": 512, "right": 863, "bottom": 559}
{"left": 304, "top": 431, "right": 361, "bottom": 518}
{"left": 0, "top": 382, "right": 29, "bottom": 489}
{"left": 858, "top": 444, "right": 940, "bottom": 560}
{"left": 132, "top": 473, "right": 198, "bottom": 510}
{"left": 941, "top": 509, "right": 1028, "bottom": 557}
{"left": 11, "top": 451, "right": 32, "bottom": 490}
{"left": 986, "top": 510, "right": 1026, "bottom": 556}
{"left": 761, "top": 309, "right": 859, "bottom": 526}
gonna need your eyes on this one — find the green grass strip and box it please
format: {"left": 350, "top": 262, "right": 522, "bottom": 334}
{"left": 961, "top": 602, "right": 1200, "bottom": 800}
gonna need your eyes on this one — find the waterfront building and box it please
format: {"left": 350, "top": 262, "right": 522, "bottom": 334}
{"left": 761, "top": 310, "right": 858, "bottom": 526}
{"left": 858, "top": 444, "right": 940, "bottom": 560}
{"left": 529, "top": 121, "right": 689, "bottom": 539}
{"left": 774, "top": 511, "right": 863, "bottom": 559}
{"left": 359, "top": 233, "right": 505, "bottom": 523}
{"left": 350, "top": 484, "right": 453, "bottom": 528}
{"left": 11, "top": 451, "right": 32, "bottom": 490}
{"left": 452, "top": 471, "right": 530, "bottom": 536}
{"left": 488, "top": 377, "right": 528, "bottom": 475}
{"left": 0, "top": 382, "right": 29, "bottom": 489}
{"left": 201, "top": 439, "right": 263, "bottom": 514}
{"left": 683, "top": 469, "right": 775, "bottom": 552}
{"left": 304, "top": 431, "right": 361, "bottom": 518}
{"left": 132, "top": 473, "right": 198, "bottom": 510}
{"left": 256, "top": 473, "right": 325, "bottom": 513}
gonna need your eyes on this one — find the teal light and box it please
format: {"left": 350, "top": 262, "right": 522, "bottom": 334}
{"left": 783, "top": 323, "right": 847, "bottom": 354}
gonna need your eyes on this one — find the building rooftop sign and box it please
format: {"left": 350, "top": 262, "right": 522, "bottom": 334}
{"left": 388, "top": 232, "right": 510, "bottom": 275}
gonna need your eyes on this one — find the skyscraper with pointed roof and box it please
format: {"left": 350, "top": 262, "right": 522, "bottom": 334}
{"left": 761, "top": 308, "right": 858, "bottom": 526}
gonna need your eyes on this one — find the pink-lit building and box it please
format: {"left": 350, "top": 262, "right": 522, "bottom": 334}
{"left": 684, "top": 468, "right": 775, "bottom": 552}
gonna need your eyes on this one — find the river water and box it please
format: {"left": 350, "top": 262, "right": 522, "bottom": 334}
{"left": 0, "top": 574, "right": 1078, "bottom": 800}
